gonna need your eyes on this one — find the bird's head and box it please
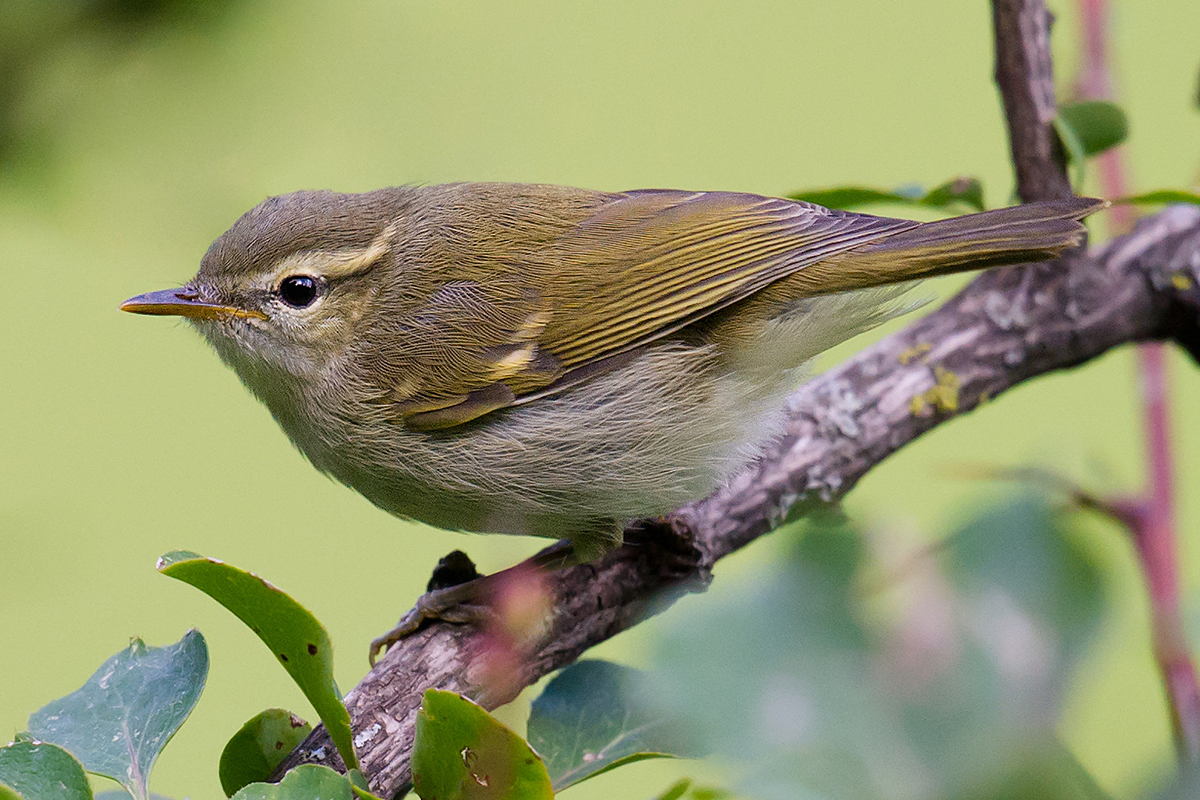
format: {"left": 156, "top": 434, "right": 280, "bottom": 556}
{"left": 122, "top": 188, "right": 413, "bottom": 388}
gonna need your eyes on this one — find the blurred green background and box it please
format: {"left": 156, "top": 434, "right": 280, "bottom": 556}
{"left": 2, "top": 1, "right": 1198, "bottom": 797}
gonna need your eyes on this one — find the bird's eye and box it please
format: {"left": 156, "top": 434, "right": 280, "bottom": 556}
{"left": 278, "top": 275, "right": 320, "bottom": 308}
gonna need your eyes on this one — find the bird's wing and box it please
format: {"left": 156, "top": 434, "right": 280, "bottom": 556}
{"left": 398, "top": 189, "right": 915, "bottom": 430}
{"left": 533, "top": 190, "right": 917, "bottom": 369}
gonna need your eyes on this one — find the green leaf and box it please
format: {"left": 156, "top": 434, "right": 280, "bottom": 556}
{"left": 157, "top": 551, "right": 358, "bottom": 771}
{"left": 1115, "top": 189, "right": 1200, "bottom": 207}
{"left": 1052, "top": 115, "right": 1089, "bottom": 191}
{"left": 229, "top": 764, "right": 353, "bottom": 800}
{"left": 527, "top": 660, "right": 702, "bottom": 791}
{"left": 965, "top": 735, "right": 1114, "bottom": 800}
{"left": 1058, "top": 100, "right": 1129, "bottom": 157}
{"left": 920, "top": 177, "right": 986, "bottom": 213}
{"left": 27, "top": 631, "right": 207, "bottom": 800}
{"left": 1195, "top": 62, "right": 1200, "bottom": 111}
{"left": 651, "top": 779, "right": 691, "bottom": 800}
{"left": 412, "top": 689, "right": 553, "bottom": 800}
{"left": 0, "top": 740, "right": 92, "bottom": 800}
{"left": 789, "top": 176, "right": 985, "bottom": 213}
{"left": 347, "top": 769, "right": 387, "bottom": 800}
{"left": 1054, "top": 101, "right": 1129, "bottom": 191}
{"left": 789, "top": 186, "right": 910, "bottom": 209}
{"left": 648, "top": 501, "right": 1108, "bottom": 800}
{"left": 0, "top": 783, "right": 21, "bottom": 800}
{"left": 219, "top": 709, "right": 313, "bottom": 797}
{"left": 944, "top": 495, "right": 1105, "bottom": 662}
{"left": 687, "top": 789, "right": 732, "bottom": 800}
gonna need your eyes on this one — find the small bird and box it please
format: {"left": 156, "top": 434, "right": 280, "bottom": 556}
{"left": 123, "top": 184, "right": 1098, "bottom": 643}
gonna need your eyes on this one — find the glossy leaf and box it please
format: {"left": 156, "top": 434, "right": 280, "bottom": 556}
{"left": 412, "top": 689, "right": 553, "bottom": 800}
{"left": 219, "top": 709, "right": 313, "bottom": 797}
{"left": 347, "top": 769, "right": 387, "bottom": 800}
{"left": 1115, "top": 190, "right": 1200, "bottom": 207}
{"left": 789, "top": 176, "right": 985, "bottom": 213}
{"left": 157, "top": 551, "right": 358, "bottom": 771}
{"left": 27, "top": 631, "right": 207, "bottom": 800}
{"left": 527, "top": 660, "right": 701, "bottom": 790}
{"left": 230, "top": 764, "right": 353, "bottom": 800}
{"left": 0, "top": 740, "right": 92, "bottom": 800}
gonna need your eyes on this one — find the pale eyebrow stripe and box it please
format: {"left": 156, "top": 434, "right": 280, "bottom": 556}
{"left": 269, "top": 222, "right": 396, "bottom": 283}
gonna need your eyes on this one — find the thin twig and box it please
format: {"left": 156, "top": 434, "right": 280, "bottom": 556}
{"left": 1073, "top": 0, "right": 1200, "bottom": 763}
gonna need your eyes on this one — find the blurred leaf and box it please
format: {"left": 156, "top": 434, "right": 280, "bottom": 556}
{"left": 157, "top": 551, "right": 358, "bottom": 771}
{"left": 791, "top": 186, "right": 912, "bottom": 209}
{"left": 1054, "top": 101, "right": 1130, "bottom": 190}
{"left": 648, "top": 500, "right": 1108, "bottom": 800}
{"left": 904, "top": 496, "right": 1105, "bottom": 792}
{"left": 649, "top": 519, "right": 877, "bottom": 798}
{"left": 0, "top": 783, "right": 20, "bottom": 800}
{"left": 689, "top": 791, "right": 733, "bottom": 800}
{"left": 1154, "top": 764, "right": 1200, "bottom": 799}
{"left": 959, "top": 735, "right": 1113, "bottom": 800}
{"left": 790, "top": 176, "right": 985, "bottom": 213}
{"left": 919, "top": 177, "right": 986, "bottom": 212}
{"left": 229, "top": 764, "right": 353, "bottom": 800}
{"left": 1058, "top": 101, "right": 1129, "bottom": 157}
{"left": 412, "top": 689, "right": 552, "bottom": 800}
{"left": 527, "top": 660, "right": 702, "bottom": 790}
{"left": 0, "top": 740, "right": 92, "bottom": 800}
{"left": 1115, "top": 190, "right": 1200, "bottom": 207}
{"left": 647, "top": 780, "right": 733, "bottom": 800}
{"left": 27, "top": 631, "right": 207, "bottom": 800}
{"left": 1054, "top": 115, "right": 1089, "bottom": 191}
{"left": 651, "top": 779, "right": 692, "bottom": 800}
{"left": 944, "top": 495, "right": 1105, "bottom": 662}
{"left": 219, "top": 709, "right": 313, "bottom": 797}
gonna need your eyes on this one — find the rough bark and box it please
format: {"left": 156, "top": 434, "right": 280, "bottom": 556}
{"left": 275, "top": 1, "right": 1200, "bottom": 795}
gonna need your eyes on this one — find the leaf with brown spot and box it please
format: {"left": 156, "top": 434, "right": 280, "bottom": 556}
{"left": 157, "top": 551, "right": 357, "bottom": 771}
{"left": 219, "top": 709, "right": 313, "bottom": 797}
{"left": 412, "top": 690, "right": 552, "bottom": 800}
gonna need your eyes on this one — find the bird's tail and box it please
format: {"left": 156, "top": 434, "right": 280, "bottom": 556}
{"left": 807, "top": 196, "right": 1105, "bottom": 294}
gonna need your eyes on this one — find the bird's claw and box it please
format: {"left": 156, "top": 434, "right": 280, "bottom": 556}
{"left": 368, "top": 578, "right": 496, "bottom": 666}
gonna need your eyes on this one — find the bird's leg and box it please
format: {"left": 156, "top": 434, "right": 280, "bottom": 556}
{"left": 368, "top": 539, "right": 579, "bottom": 665}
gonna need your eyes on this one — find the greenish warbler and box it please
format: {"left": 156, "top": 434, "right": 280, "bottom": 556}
{"left": 122, "top": 184, "right": 1099, "bottom": 561}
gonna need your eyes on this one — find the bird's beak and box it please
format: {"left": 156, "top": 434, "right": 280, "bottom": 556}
{"left": 120, "top": 287, "right": 266, "bottom": 320}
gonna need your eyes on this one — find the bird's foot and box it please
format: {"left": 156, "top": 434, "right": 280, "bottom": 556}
{"left": 368, "top": 578, "right": 497, "bottom": 665}
{"left": 368, "top": 550, "right": 490, "bottom": 665}
{"left": 368, "top": 542, "right": 576, "bottom": 666}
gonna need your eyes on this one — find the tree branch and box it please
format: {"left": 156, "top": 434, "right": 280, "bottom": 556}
{"left": 276, "top": 2, "right": 1200, "bottom": 795}
{"left": 992, "top": 0, "right": 1073, "bottom": 202}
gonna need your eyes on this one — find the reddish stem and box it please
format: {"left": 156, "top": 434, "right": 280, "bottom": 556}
{"left": 1074, "top": 0, "right": 1199, "bottom": 763}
